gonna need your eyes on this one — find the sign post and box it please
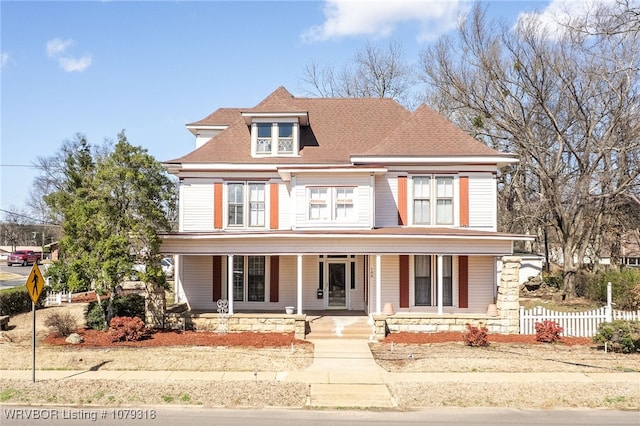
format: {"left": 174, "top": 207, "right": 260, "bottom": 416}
{"left": 25, "top": 264, "right": 44, "bottom": 383}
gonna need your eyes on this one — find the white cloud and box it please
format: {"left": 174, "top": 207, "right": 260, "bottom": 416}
{"left": 302, "top": 0, "right": 465, "bottom": 42}
{"left": 46, "top": 37, "right": 92, "bottom": 72}
{"left": 1, "top": 52, "right": 9, "bottom": 68}
{"left": 46, "top": 38, "right": 74, "bottom": 57}
{"left": 58, "top": 55, "right": 92, "bottom": 72}
{"left": 516, "top": 0, "right": 616, "bottom": 39}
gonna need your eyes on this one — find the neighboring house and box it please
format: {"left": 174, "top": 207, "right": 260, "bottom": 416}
{"left": 161, "top": 87, "right": 533, "bottom": 336}
{"left": 497, "top": 252, "right": 544, "bottom": 286}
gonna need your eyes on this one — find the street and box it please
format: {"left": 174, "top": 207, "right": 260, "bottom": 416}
{"left": 0, "top": 263, "right": 33, "bottom": 289}
{"left": 1, "top": 406, "right": 638, "bottom": 426}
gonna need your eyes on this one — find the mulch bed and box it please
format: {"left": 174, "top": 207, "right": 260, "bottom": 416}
{"left": 383, "top": 331, "right": 592, "bottom": 346}
{"left": 43, "top": 329, "right": 310, "bottom": 349}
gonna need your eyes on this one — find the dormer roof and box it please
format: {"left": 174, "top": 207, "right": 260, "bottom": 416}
{"left": 170, "top": 86, "right": 511, "bottom": 165}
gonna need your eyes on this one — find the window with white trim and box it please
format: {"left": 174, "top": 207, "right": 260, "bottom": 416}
{"left": 256, "top": 123, "right": 272, "bottom": 153}
{"left": 233, "top": 256, "right": 266, "bottom": 302}
{"left": 308, "top": 187, "right": 355, "bottom": 222}
{"left": 252, "top": 122, "right": 298, "bottom": 156}
{"left": 227, "top": 182, "right": 265, "bottom": 227}
{"left": 412, "top": 176, "right": 454, "bottom": 225}
{"left": 414, "top": 255, "right": 453, "bottom": 306}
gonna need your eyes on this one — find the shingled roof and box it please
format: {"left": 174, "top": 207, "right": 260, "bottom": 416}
{"left": 169, "top": 86, "right": 504, "bottom": 165}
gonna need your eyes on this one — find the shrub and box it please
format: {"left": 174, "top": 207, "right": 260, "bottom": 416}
{"left": 113, "top": 294, "right": 145, "bottom": 320}
{"left": 578, "top": 269, "right": 640, "bottom": 310}
{"left": 109, "top": 316, "right": 147, "bottom": 342}
{"left": 462, "top": 323, "right": 489, "bottom": 347}
{"left": 542, "top": 271, "right": 563, "bottom": 289}
{"left": 592, "top": 320, "right": 640, "bottom": 353}
{"left": 85, "top": 294, "right": 146, "bottom": 330}
{"left": 44, "top": 311, "right": 78, "bottom": 337}
{"left": 0, "top": 286, "right": 46, "bottom": 316}
{"left": 535, "top": 320, "right": 563, "bottom": 343}
{"left": 86, "top": 302, "right": 107, "bottom": 330}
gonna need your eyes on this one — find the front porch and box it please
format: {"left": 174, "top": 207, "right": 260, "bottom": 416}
{"left": 159, "top": 254, "right": 520, "bottom": 340}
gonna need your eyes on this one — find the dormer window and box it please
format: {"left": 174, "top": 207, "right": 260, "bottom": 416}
{"left": 256, "top": 123, "right": 272, "bottom": 153}
{"left": 249, "top": 119, "right": 301, "bottom": 157}
{"left": 278, "top": 123, "right": 293, "bottom": 154}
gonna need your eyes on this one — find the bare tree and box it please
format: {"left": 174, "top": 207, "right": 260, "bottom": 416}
{"left": 299, "top": 40, "right": 416, "bottom": 107}
{"left": 419, "top": 3, "right": 640, "bottom": 297}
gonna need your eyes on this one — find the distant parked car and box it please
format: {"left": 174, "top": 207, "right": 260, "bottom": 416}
{"left": 161, "top": 257, "right": 174, "bottom": 277}
{"left": 7, "top": 250, "right": 41, "bottom": 266}
{"left": 130, "top": 258, "right": 174, "bottom": 280}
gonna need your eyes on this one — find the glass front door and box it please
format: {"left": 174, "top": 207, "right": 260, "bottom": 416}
{"left": 328, "top": 263, "right": 346, "bottom": 308}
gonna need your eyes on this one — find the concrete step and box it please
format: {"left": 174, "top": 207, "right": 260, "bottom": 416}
{"left": 306, "top": 316, "right": 373, "bottom": 339}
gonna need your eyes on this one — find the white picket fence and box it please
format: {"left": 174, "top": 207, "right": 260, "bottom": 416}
{"left": 520, "top": 283, "right": 640, "bottom": 337}
{"left": 45, "top": 290, "right": 72, "bottom": 307}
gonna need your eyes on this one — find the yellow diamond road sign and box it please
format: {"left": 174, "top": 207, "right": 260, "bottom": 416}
{"left": 25, "top": 264, "right": 45, "bottom": 303}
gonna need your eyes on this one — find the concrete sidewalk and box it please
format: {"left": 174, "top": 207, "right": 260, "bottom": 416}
{"left": 1, "top": 338, "right": 638, "bottom": 408}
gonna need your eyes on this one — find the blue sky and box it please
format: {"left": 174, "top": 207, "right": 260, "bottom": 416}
{"left": 1, "top": 0, "right": 569, "bottom": 217}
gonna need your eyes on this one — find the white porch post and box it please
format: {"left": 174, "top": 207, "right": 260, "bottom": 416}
{"left": 297, "top": 255, "right": 303, "bottom": 315}
{"left": 227, "top": 255, "right": 234, "bottom": 315}
{"left": 437, "top": 255, "right": 443, "bottom": 315}
{"left": 376, "top": 254, "right": 381, "bottom": 314}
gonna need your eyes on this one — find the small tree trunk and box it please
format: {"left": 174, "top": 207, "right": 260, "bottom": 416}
{"left": 106, "top": 290, "right": 115, "bottom": 325}
{"left": 94, "top": 291, "right": 108, "bottom": 331}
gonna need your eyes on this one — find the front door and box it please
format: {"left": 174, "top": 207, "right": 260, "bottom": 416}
{"left": 328, "top": 262, "right": 347, "bottom": 308}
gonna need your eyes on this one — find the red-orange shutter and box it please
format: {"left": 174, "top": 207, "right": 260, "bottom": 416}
{"left": 270, "top": 183, "right": 279, "bottom": 230}
{"left": 399, "top": 255, "right": 409, "bottom": 308}
{"left": 270, "top": 256, "right": 279, "bottom": 302}
{"left": 459, "top": 176, "right": 469, "bottom": 227}
{"left": 458, "top": 256, "right": 468, "bottom": 308}
{"left": 212, "top": 256, "right": 222, "bottom": 301}
{"left": 398, "top": 176, "right": 407, "bottom": 226}
{"left": 214, "top": 182, "right": 223, "bottom": 229}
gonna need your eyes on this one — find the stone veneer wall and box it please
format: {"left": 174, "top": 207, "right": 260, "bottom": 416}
{"left": 145, "top": 285, "right": 166, "bottom": 329}
{"left": 165, "top": 312, "right": 306, "bottom": 340}
{"left": 495, "top": 256, "right": 521, "bottom": 334}
{"left": 372, "top": 256, "right": 522, "bottom": 339}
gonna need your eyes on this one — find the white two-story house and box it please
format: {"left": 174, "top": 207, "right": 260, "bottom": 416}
{"left": 161, "top": 87, "right": 531, "bottom": 335}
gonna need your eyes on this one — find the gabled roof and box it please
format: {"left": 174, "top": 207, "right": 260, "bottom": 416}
{"left": 169, "top": 87, "right": 506, "bottom": 165}
{"left": 362, "top": 104, "right": 500, "bottom": 157}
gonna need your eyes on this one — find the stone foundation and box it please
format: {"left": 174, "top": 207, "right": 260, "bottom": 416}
{"left": 372, "top": 313, "right": 508, "bottom": 340}
{"left": 166, "top": 312, "right": 306, "bottom": 339}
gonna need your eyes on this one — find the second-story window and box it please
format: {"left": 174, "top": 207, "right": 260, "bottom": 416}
{"left": 308, "top": 187, "right": 355, "bottom": 222}
{"left": 252, "top": 121, "right": 298, "bottom": 156}
{"left": 256, "top": 124, "right": 272, "bottom": 153}
{"left": 412, "top": 176, "right": 454, "bottom": 225}
{"left": 227, "top": 182, "right": 265, "bottom": 227}
{"left": 278, "top": 123, "right": 293, "bottom": 154}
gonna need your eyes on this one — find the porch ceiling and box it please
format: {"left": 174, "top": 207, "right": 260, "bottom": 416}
{"left": 160, "top": 228, "right": 531, "bottom": 256}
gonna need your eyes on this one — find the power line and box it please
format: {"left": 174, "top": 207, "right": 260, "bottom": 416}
{"left": 0, "top": 208, "right": 61, "bottom": 226}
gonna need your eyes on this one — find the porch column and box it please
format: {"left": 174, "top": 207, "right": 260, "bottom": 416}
{"left": 228, "top": 255, "right": 234, "bottom": 315}
{"left": 297, "top": 255, "right": 303, "bottom": 315}
{"left": 437, "top": 255, "right": 443, "bottom": 315}
{"left": 376, "top": 255, "right": 381, "bottom": 314}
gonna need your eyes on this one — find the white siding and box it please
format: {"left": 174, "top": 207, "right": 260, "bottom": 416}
{"left": 350, "top": 256, "right": 365, "bottom": 310}
{"left": 468, "top": 256, "right": 495, "bottom": 311}
{"left": 181, "top": 255, "right": 214, "bottom": 310}
{"left": 180, "top": 182, "right": 214, "bottom": 232}
{"left": 367, "top": 255, "right": 399, "bottom": 313}
{"left": 278, "top": 182, "right": 292, "bottom": 230}
{"left": 468, "top": 174, "right": 497, "bottom": 231}
{"left": 293, "top": 173, "right": 372, "bottom": 229}
{"left": 375, "top": 174, "right": 399, "bottom": 228}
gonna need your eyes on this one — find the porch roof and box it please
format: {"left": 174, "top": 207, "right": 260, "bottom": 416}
{"left": 160, "top": 227, "right": 534, "bottom": 256}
